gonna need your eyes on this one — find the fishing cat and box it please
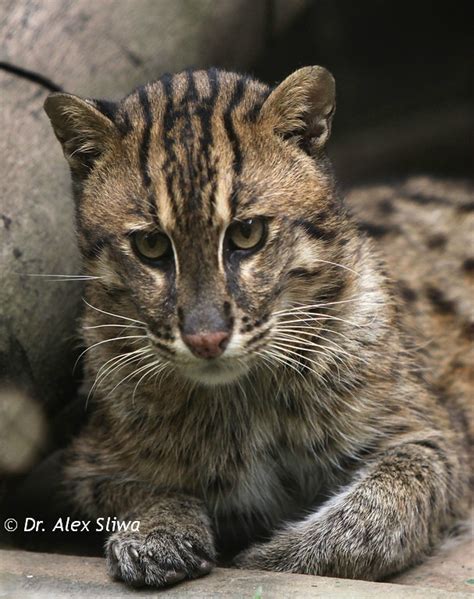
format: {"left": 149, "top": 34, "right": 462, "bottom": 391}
{"left": 43, "top": 66, "right": 473, "bottom": 587}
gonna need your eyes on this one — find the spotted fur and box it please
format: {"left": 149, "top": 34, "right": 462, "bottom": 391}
{"left": 44, "top": 67, "right": 472, "bottom": 587}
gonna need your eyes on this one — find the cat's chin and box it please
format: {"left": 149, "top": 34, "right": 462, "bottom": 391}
{"left": 179, "top": 359, "right": 249, "bottom": 387}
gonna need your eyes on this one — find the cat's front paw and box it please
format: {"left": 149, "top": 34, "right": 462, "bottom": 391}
{"left": 106, "top": 527, "right": 215, "bottom": 587}
{"left": 234, "top": 540, "right": 290, "bottom": 572}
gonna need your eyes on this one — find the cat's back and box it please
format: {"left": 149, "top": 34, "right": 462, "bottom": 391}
{"left": 346, "top": 176, "right": 473, "bottom": 448}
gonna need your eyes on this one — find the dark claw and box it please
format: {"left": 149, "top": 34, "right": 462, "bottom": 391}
{"left": 111, "top": 541, "right": 120, "bottom": 561}
{"left": 198, "top": 560, "right": 213, "bottom": 574}
{"left": 129, "top": 546, "right": 139, "bottom": 560}
{"left": 163, "top": 570, "right": 186, "bottom": 585}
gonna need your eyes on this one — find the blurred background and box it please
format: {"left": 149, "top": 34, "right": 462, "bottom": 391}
{"left": 0, "top": 0, "right": 472, "bottom": 554}
{"left": 255, "top": 0, "right": 473, "bottom": 184}
{"left": 253, "top": 0, "right": 474, "bottom": 184}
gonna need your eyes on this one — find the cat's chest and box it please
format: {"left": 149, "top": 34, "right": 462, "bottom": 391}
{"left": 208, "top": 442, "right": 325, "bottom": 520}
{"left": 133, "top": 412, "right": 324, "bottom": 520}
{"left": 121, "top": 387, "right": 328, "bottom": 518}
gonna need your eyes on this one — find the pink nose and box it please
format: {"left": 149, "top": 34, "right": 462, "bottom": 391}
{"left": 182, "top": 331, "right": 230, "bottom": 359}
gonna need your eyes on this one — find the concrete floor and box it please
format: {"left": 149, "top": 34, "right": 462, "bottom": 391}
{"left": 1, "top": 540, "right": 472, "bottom": 599}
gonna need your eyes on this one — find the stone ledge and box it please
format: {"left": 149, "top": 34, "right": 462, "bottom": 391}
{"left": 1, "top": 549, "right": 472, "bottom": 599}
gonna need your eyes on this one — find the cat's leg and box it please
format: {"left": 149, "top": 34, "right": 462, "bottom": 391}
{"left": 235, "top": 439, "right": 464, "bottom": 580}
{"left": 64, "top": 443, "right": 215, "bottom": 587}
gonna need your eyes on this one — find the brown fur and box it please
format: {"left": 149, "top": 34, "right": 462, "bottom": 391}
{"left": 44, "top": 67, "right": 472, "bottom": 587}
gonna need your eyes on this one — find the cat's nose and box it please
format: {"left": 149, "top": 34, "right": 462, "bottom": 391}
{"left": 182, "top": 331, "right": 230, "bottom": 359}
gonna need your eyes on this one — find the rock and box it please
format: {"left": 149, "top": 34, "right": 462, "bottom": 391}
{"left": 1, "top": 550, "right": 471, "bottom": 598}
{"left": 2, "top": 0, "right": 307, "bottom": 98}
{"left": 0, "top": 73, "right": 82, "bottom": 412}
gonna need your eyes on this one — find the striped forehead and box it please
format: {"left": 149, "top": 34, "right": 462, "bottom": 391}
{"left": 125, "top": 69, "right": 270, "bottom": 232}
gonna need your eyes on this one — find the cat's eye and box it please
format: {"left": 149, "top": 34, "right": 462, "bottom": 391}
{"left": 131, "top": 230, "right": 172, "bottom": 264}
{"left": 226, "top": 218, "right": 266, "bottom": 252}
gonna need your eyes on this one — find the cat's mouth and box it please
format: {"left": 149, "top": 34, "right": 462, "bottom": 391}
{"left": 178, "top": 357, "right": 250, "bottom": 386}
{"left": 147, "top": 342, "right": 246, "bottom": 386}
{"left": 147, "top": 329, "right": 250, "bottom": 386}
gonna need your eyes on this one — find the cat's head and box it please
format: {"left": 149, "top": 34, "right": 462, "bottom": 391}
{"left": 45, "top": 67, "right": 353, "bottom": 387}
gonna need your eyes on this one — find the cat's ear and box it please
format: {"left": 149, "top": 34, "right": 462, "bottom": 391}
{"left": 44, "top": 93, "right": 118, "bottom": 180}
{"left": 260, "top": 66, "right": 335, "bottom": 154}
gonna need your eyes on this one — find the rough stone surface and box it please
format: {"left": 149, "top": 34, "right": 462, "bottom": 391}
{"left": 0, "top": 549, "right": 472, "bottom": 598}
{"left": 0, "top": 72, "right": 82, "bottom": 410}
{"left": 2, "top": 0, "right": 305, "bottom": 99}
{"left": 390, "top": 537, "right": 474, "bottom": 593}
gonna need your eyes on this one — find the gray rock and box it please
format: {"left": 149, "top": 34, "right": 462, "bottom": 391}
{"left": 0, "top": 73, "right": 82, "bottom": 411}
{"left": 2, "top": 0, "right": 306, "bottom": 98}
{"left": 0, "top": 550, "right": 471, "bottom": 598}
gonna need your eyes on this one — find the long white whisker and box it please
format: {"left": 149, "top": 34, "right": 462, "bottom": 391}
{"left": 148, "top": 362, "right": 170, "bottom": 390}
{"left": 263, "top": 343, "right": 313, "bottom": 374}
{"left": 94, "top": 347, "right": 149, "bottom": 380}
{"left": 83, "top": 323, "right": 146, "bottom": 331}
{"left": 273, "top": 331, "right": 352, "bottom": 357}
{"left": 276, "top": 312, "right": 360, "bottom": 327}
{"left": 270, "top": 339, "right": 335, "bottom": 366}
{"left": 268, "top": 340, "right": 346, "bottom": 380}
{"left": 74, "top": 335, "right": 148, "bottom": 371}
{"left": 83, "top": 299, "right": 146, "bottom": 326}
{"left": 274, "top": 325, "right": 363, "bottom": 354}
{"left": 275, "top": 324, "right": 356, "bottom": 345}
{"left": 273, "top": 297, "right": 363, "bottom": 314}
{"left": 29, "top": 278, "right": 100, "bottom": 282}
{"left": 86, "top": 347, "right": 151, "bottom": 391}
{"left": 131, "top": 360, "right": 165, "bottom": 405}
{"left": 86, "top": 350, "right": 152, "bottom": 409}
{"left": 311, "top": 258, "right": 360, "bottom": 277}
{"left": 263, "top": 346, "right": 316, "bottom": 379}
{"left": 236, "top": 377, "right": 249, "bottom": 403}
{"left": 153, "top": 362, "right": 174, "bottom": 388}
{"left": 89, "top": 347, "right": 152, "bottom": 396}
{"left": 105, "top": 359, "right": 165, "bottom": 399}
{"left": 261, "top": 347, "right": 302, "bottom": 376}
{"left": 271, "top": 335, "right": 355, "bottom": 368}
{"left": 273, "top": 296, "right": 379, "bottom": 315}
{"left": 254, "top": 351, "right": 282, "bottom": 379}
{"left": 269, "top": 341, "right": 344, "bottom": 381}
{"left": 26, "top": 273, "right": 102, "bottom": 280}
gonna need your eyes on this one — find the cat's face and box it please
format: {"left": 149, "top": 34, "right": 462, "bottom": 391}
{"left": 45, "top": 68, "right": 348, "bottom": 386}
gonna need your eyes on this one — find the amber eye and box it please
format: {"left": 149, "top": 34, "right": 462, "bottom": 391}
{"left": 131, "top": 231, "right": 172, "bottom": 263}
{"left": 226, "top": 218, "right": 266, "bottom": 252}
